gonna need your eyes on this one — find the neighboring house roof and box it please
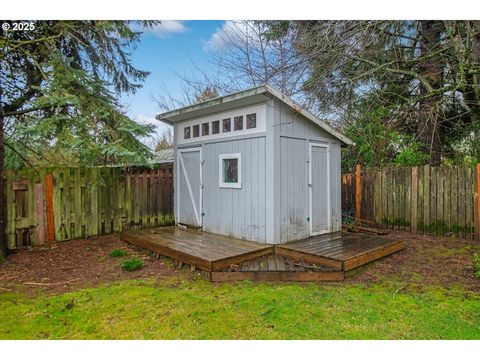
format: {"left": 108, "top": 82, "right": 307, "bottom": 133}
{"left": 154, "top": 148, "right": 174, "bottom": 164}
{"left": 156, "top": 84, "right": 354, "bottom": 146}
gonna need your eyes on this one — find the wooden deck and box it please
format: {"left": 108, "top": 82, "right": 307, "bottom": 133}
{"left": 121, "top": 226, "right": 272, "bottom": 271}
{"left": 276, "top": 232, "right": 405, "bottom": 271}
{"left": 121, "top": 227, "right": 404, "bottom": 282}
{"left": 210, "top": 254, "right": 344, "bottom": 282}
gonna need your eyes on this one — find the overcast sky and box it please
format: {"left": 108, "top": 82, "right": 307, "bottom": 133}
{"left": 120, "top": 20, "right": 226, "bottom": 147}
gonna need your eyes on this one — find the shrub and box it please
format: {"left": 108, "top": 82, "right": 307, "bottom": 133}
{"left": 109, "top": 249, "right": 128, "bottom": 258}
{"left": 393, "top": 141, "right": 430, "bottom": 167}
{"left": 121, "top": 258, "right": 144, "bottom": 272}
{"left": 473, "top": 253, "right": 480, "bottom": 279}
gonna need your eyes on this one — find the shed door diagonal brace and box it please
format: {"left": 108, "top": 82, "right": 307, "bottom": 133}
{"left": 179, "top": 151, "right": 201, "bottom": 226}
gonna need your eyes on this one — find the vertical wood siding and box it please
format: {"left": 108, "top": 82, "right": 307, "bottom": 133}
{"left": 276, "top": 100, "right": 343, "bottom": 243}
{"left": 200, "top": 136, "right": 267, "bottom": 242}
{"left": 173, "top": 99, "right": 345, "bottom": 244}
{"left": 5, "top": 166, "right": 174, "bottom": 249}
{"left": 279, "top": 136, "right": 308, "bottom": 242}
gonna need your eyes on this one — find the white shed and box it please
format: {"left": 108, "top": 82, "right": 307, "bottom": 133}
{"left": 156, "top": 84, "right": 353, "bottom": 244}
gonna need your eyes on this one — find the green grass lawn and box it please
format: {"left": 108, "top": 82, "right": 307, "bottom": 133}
{"left": 1, "top": 277, "right": 479, "bottom": 339}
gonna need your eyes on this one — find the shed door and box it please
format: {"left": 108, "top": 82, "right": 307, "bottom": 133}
{"left": 309, "top": 144, "right": 330, "bottom": 235}
{"left": 177, "top": 147, "right": 202, "bottom": 228}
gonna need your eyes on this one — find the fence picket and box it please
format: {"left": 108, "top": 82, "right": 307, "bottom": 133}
{"left": 465, "top": 167, "right": 473, "bottom": 240}
{"left": 341, "top": 164, "right": 478, "bottom": 240}
{"left": 4, "top": 165, "right": 174, "bottom": 250}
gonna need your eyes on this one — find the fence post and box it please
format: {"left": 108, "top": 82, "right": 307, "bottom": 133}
{"left": 374, "top": 170, "right": 382, "bottom": 224}
{"left": 475, "top": 164, "right": 480, "bottom": 241}
{"left": 355, "top": 164, "right": 361, "bottom": 219}
{"left": 411, "top": 166, "right": 418, "bottom": 233}
{"left": 45, "top": 173, "right": 55, "bottom": 245}
{"left": 423, "top": 165, "right": 430, "bottom": 233}
{"left": 35, "top": 183, "right": 45, "bottom": 244}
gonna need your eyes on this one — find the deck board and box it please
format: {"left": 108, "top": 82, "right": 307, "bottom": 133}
{"left": 211, "top": 271, "right": 345, "bottom": 282}
{"left": 121, "top": 227, "right": 404, "bottom": 279}
{"left": 274, "top": 255, "right": 286, "bottom": 271}
{"left": 121, "top": 226, "right": 271, "bottom": 271}
{"left": 266, "top": 255, "right": 277, "bottom": 271}
{"left": 276, "top": 232, "right": 404, "bottom": 271}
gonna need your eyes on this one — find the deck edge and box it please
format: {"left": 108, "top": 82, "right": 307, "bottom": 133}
{"left": 121, "top": 231, "right": 214, "bottom": 271}
{"left": 210, "top": 271, "right": 345, "bottom": 282}
{"left": 274, "top": 246, "right": 343, "bottom": 270}
{"left": 343, "top": 241, "right": 405, "bottom": 271}
{"left": 211, "top": 247, "right": 274, "bottom": 271}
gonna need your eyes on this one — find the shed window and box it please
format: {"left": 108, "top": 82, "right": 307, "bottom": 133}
{"left": 222, "top": 118, "right": 231, "bottom": 132}
{"left": 184, "top": 127, "right": 191, "bottom": 139}
{"left": 219, "top": 153, "right": 241, "bottom": 189}
{"left": 193, "top": 124, "right": 200, "bottom": 137}
{"left": 212, "top": 120, "right": 220, "bottom": 134}
{"left": 202, "top": 122, "right": 209, "bottom": 136}
{"left": 246, "top": 113, "right": 256, "bottom": 129}
{"left": 234, "top": 116, "right": 243, "bottom": 131}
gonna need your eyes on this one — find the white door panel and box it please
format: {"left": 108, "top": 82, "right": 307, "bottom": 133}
{"left": 309, "top": 144, "right": 330, "bottom": 235}
{"left": 177, "top": 148, "right": 202, "bottom": 227}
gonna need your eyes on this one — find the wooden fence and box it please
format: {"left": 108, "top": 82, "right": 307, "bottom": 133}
{"left": 342, "top": 164, "right": 480, "bottom": 240}
{"left": 5, "top": 166, "right": 174, "bottom": 249}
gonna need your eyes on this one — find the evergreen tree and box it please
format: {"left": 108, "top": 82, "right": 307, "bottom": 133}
{"left": 0, "top": 20, "right": 159, "bottom": 256}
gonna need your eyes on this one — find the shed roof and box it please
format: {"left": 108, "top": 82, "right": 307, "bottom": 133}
{"left": 156, "top": 84, "right": 354, "bottom": 146}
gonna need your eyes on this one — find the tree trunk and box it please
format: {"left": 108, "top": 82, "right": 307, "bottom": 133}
{"left": 0, "top": 86, "right": 7, "bottom": 257}
{"left": 464, "top": 21, "right": 480, "bottom": 158}
{"left": 417, "top": 20, "right": 443, "bottom": 165}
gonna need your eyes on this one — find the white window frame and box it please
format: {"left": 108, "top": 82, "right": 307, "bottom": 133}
{"left": 177, "top": 104, "right": 266, "bottom": 145}
{"left": 219, "top": 153, "right": 242, "bottom": 189}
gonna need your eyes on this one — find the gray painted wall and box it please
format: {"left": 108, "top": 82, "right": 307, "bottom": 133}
{"left": 173, "top": 97, "right": 343, "bottom": 244}
{"left": 177, "top": 135, "right": 267, "bottom": 243}
{"left": 273, "top": 99, "right": 342, "bottom": 243}
{"left": 279, "top": 136, "right": 309, "bottom": 242}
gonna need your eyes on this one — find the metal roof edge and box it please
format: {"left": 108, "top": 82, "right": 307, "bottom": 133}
{"left": 263, "top": 84, "right": 354, "bottom": 146}
{"left": 156, "top": 83, "right": 354, "bottom": 146}
{"left": 155, "top": 84, "right": 268, "bottom": 123}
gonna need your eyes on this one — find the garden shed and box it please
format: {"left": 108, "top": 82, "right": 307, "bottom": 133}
{"left": 156, "top": 84, "right": 354, "bottom": 244}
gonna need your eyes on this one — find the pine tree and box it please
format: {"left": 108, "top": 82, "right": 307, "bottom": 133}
{"left": 0, "top": 20, "right": 159, "bottom": 256}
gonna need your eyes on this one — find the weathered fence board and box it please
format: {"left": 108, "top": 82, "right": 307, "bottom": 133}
{"left": 5, "top": 165, "right": 174, "bottom": 249}
{"left": 342, "top": 164, "right": 478, "bottom": 239}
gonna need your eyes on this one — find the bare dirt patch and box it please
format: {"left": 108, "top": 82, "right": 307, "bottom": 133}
{"left": 1, "top": 231, "right": 479, "bottom": 294}
{"left": 0, "top": 234, "right": 190, "bottom": 294}
{"left": 346, "top": 231, "right": 480, "bottom": 291}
